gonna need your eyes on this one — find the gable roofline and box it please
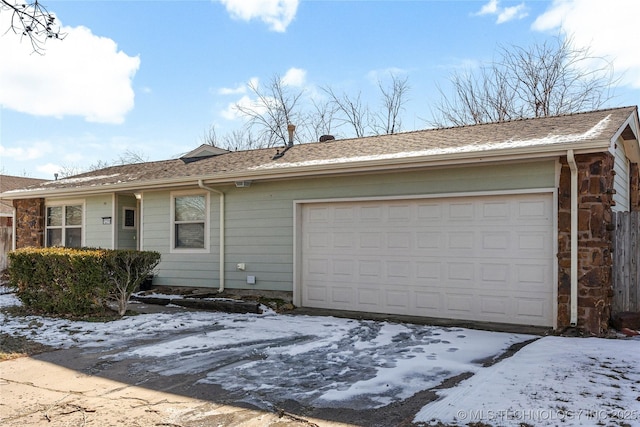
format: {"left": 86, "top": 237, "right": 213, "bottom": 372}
{"left": 611, "top": 108, "right": 640, "bottom": 163}
{"left": 1, "top": 106, "right": 637, "bottom": 200}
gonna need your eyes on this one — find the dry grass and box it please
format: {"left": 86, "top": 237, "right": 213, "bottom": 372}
{"left": 0, "top": 332, "right": 52, "bottom": 361}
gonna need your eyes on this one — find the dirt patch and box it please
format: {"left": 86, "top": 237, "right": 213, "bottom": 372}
{"left": 0, "top": 333, "right": 53, "bottom": 361}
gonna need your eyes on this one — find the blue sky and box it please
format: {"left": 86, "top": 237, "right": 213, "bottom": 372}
{"left": 1, "top": 0, "right": 639, "bottom": 179}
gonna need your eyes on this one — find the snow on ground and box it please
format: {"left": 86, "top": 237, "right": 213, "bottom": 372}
{"left": 2, "top": 290, "right": 639, "bottom": 425}
{"left": 0, "top": 291, "right": 531, "bottom": 411}
{"left": 415, "top": 335, "right": 640, "bottom": 426}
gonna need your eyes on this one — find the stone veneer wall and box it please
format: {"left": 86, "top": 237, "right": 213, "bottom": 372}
{"left": 630, "top": 163, "right": 640, "bottom": 211}
{"left": 558, "top": 153, "right": 616, "bottom": 335}
{"left": 12, "top": 199, "right": 45, "bottom": 249}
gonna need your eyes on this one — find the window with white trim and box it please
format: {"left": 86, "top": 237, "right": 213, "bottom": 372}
{"left": 171, "top": 192, "right": 208, "bottom": 251}
{"left": 46, "top": 204, "right": 83, "bottom": 248}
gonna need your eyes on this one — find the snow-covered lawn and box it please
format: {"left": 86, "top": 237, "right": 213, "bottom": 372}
{"left": 1, "top": 290, "right": 639, "bottom": 426}
{"left": 416, "top": 336, "right": 640, "bottom": 426}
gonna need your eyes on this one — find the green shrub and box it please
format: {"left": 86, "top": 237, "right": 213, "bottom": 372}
{"left": 7, "top": 248, "right": 161, "bottom": 317}
{"left": 104, "top": 249, "right": 160, "bottom": 315}
{"left": 8, "top": 247, "right": 110, "bottom": 316}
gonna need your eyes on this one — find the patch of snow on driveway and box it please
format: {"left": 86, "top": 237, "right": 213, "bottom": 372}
{"left": 0, "top": 292, "right": 533, "bottom": 411}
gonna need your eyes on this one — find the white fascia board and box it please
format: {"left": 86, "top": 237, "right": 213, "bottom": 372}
{"left": 613, "top": 112, "right": 640, "bottom": 163}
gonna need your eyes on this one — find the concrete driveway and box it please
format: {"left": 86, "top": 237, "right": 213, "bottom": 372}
{"left": 0, "top": 297, "right": 536, "bottom": 426}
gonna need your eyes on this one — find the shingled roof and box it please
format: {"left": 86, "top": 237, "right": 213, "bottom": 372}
{"left": 0, "top": 175, "right": 49, "bottom": 214}
{"left": 2, "top": 106, "right": 638, "bottom": 199}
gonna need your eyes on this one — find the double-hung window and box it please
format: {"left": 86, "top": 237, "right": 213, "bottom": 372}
{"left": 171, "top": 192, "right": 208, "bottom": 251}
{"left": 46, "top": 203, "right": 83, "bottom": 248}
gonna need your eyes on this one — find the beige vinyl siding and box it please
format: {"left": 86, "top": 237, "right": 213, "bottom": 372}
{"left": 142, "top": 190, "right": 221, "bottom": 287}
{"left": 84, "top": 195, "right": 114, "bottom": 248}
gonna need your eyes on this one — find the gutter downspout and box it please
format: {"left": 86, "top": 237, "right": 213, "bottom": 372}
{"left": 567, "top": 150, "right": 578, "bottom": 327}
{"left": 198, "top": 180, "right": 225, "bottom": 293}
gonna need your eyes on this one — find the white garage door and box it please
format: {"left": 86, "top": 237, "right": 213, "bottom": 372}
{"left": 300, "top": 193, "right": 554, "bottom": 326}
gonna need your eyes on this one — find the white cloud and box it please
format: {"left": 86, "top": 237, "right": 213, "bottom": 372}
{"left": 220, "top": 95, "right": 261, "bottom": 121}
{"left": 218, "top": 70, "right": 307, "bottom": 122}
{"left": 0, "top": 140, "right": 53, "bottom": 161}
{"left": 36, "top": 163, "right": 63, "bottom": 177}
{"left": 220, "top": 0, "right": 299, "bottom": 32}
{"left": 477, "top": 0, "right": 498, "bottom": 15}
{"left": 475, "top": 0, "right": 528, "bottom": 24}
{"left": 218, "top": 84, "right": 247, "bottom": 95}
{"left": 496, "top": 4, "right": 527, "bottom": 24}
{"left": 281, "top": 67, "right": 306, "bottom": 87}
{"left": 532, "top": 0, "right": 640, "bottom": 89}
{"left": 0, "top": 13, "right": 140, "bottom": 124}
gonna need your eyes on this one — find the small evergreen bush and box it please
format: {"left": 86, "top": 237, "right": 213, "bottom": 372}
{"left": 8, "top": 247, "right": 110, "bottom": 316}
{"left": 7, "top": 248, "right": 160, "bottom": 317}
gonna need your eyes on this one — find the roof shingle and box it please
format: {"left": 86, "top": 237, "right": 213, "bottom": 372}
{"left": 2, "top": 106, "right": 637, "bottom": 197}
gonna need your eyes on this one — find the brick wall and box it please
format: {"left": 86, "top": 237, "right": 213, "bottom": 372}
{"left": 12, "top": 198, "right": 45, "bottom": 249}
{"left": 558, "top": 153, "right": 615, "bottom": 335}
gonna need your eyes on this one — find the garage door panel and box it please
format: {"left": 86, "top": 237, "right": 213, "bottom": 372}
{"left": 515, "top": 297, "right": 548, "bottom": 318}
{"left": 417, "top": 261, "right": 442, "bottom": 280}
{"left": 386, "top": 290, "right": 410, "bottom": 309}
{"left": 446, "top": 294, "right": 474, "bottom": 313}
{"left": 333, "top": 260, "right": 354, "bottom": 276}
{"left": 417, "top": 232, "right": 442, "bottom": 249}
{"left": 305, "top": 284, "right": 328, "bottom": 303}
{"left": 480, "top": 295, "right": 509, "bottom": 316}
{"left": 480, "top": 263, "right": 509, "bottom": 283}
{"left": 357, "top": 288, "right": 380, "bottom": 306}
{"left": 448, "top": 202, "right": 474, "bottom": 219}
{"left": 389, "top": 205, "right": 411, "bottom": 220}
{"left": 331, "top": 287, "right": 353, "bottom": 304}
{"left": 417, "top": 203, "right": 443, "bottom": 220}
{"left": 301, "top": 193, "right": 554, "bottom": 327}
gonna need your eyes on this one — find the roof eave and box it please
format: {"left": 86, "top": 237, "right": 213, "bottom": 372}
{"left": 0, "top": 139, "right": 612, "bottom": 199}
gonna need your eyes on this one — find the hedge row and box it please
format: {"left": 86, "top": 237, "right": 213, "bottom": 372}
{"left": 7, "top": 247, "right": 160, "bottom": 317}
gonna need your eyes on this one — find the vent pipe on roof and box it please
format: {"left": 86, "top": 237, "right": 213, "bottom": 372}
{"left": 287, "top": 123, "right": 295, "bottom": 148}
{"left": 273, "top": 124, "right": 296, "bottom": 160}
{"left": 319, "top": 135, "right": 335, "bottom": 142}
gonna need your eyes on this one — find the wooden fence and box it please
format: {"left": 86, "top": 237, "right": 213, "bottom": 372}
{"left": 0, "top": 217, "right": 13, "bottom": 272}
{"left": 612, "top": 211, "right": 640, "bottom": 313}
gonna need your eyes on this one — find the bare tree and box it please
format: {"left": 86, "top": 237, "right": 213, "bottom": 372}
{"left": 221, "top": 128, "right": 261, "bottom": 151}
{"left": 323, "top": 87, "right": 371, "bottom": 138}
{"left": 1, "top": 0, "right": 64, "bottom": 54}
{"left": 57, "top": 164, "right": 83, "bottom": 179}
{"left": 116, "top": 149, "right": 147, "bottom": 165}
{"left": 57, "top": 150, "right": 147, "bottom": 178}
{"left": 87, "top": 159, "right": 111, "bottom": 171}
{"left": 201, "top": 124, "right": 219, "bottom": 147}
{"left": 304, "top": 98, "right": 339, "bottom": 142}
{"left": 234, "top": 74, "right": 305, "bottom": 147}
{"left": 374, "top": 73, "right": 410, "bottom": 134}
{"left": 431, "top": 37, "right": 616, "bottom": 127}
